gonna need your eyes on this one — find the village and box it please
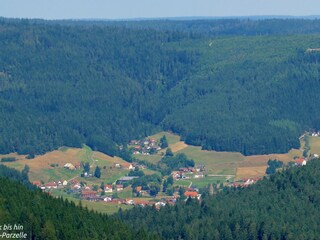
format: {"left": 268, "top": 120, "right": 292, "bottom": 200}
{"left": 31, "top": 157, "right": 206, "bottom": 209}
{"left": 10, "top": 130, "right": 319, "bottom": 213}
{"left": 130, "top": 137, "right": 162, "bottom": 155}
{"left": 31, "top": 152, "right": 310, "bottom": 210}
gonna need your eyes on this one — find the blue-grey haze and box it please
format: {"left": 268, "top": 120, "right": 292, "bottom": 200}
{"left": 0, "top": 0, "right": 320, "bottom": 20}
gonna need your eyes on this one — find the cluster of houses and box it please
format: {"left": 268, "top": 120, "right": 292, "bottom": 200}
{"left": 33, "top": 177, "right": 202, "bottom": 209}
{"left": 81, "top": 187, "right": 179, "bottom": 209}
{"left": 112, "top": 162, "right": 136, "bottom": 170}
{"left": 122, "top": 197, "right": 176, "bottom": 208}
{"left": 228, "top": 177, "right": 262, "bottom": 188}
{"left": 33, "top": 178, "right": 127, "bottom": 197}
{"left": 172, "top": 165, "right": 206, "bottom": 180}
{"left": 311, "top": 131, "right": 320, "bottom": 137}
{"left": 130, "top": 138, "right": 162, "bottom": 155}
{"left": 32, "top": 180, "right": 68, "bottom": 190}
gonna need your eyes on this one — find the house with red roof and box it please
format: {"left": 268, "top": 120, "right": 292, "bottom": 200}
{"left": 122, "top": 162, "right": 134, "bottom": 170}
{"left": 295, "top": 158, "right": 307, "bottom": 166}
{"left": 44, "top": 182, "right": 57, "bottom": 189}
{"left": 134, "top": 199, "right": 150, "bottom": 207}
{"left": 81, "top": 190, "right": 97, "bottom": 199}
{"left": 184, "top": 191, "right": 201, "bottom": 199}
{"left": 32, "top": 181, "right": 42, "bottom": 188}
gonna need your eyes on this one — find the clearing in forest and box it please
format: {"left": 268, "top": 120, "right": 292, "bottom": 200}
{"left": 169, "top": 141, "right": 188, "bottom": 153}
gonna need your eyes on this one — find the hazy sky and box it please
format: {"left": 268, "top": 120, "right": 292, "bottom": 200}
{"left": 0, "top": 0, "right": 319, "bottom": 20}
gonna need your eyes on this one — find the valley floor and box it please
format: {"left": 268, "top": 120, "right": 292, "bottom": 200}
{"left": 1, "top": 131, "right": 316, "bottom": 214}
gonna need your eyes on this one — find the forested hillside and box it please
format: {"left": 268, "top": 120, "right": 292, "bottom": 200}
{"left": 1, "top": 18, "right": 320, "bottom": 155}
{"left": 0, "top": 165, "right": 154, "bottom": 239}
{"left": 119, "top": 159, "right": 320, "bottom": 239}
{"left": 0, "top": 19, "right": 199, "bottom": 155}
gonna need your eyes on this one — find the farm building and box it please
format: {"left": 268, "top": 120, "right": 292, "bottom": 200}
{"left": 295, "top": 158, "right": 307, "bottom": 166}
{"left": 81, "top": 190, "right": 97, "bottom": 199}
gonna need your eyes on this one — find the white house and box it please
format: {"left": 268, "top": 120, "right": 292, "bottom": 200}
{"left": 105, "top": 185, "right": 113, "bottom": 193}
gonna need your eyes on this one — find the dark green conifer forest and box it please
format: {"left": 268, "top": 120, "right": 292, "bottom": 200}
{"left": 0, "top": 165, "right": 155, "bottom": 239}
{"left": 1, "top": 18, "right": 320, "bottom": 155}
{"left": 119, "top": 159, "right": 320, "bottom": 239}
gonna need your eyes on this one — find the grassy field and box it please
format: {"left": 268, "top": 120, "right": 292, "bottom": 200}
{"left": 134, "top": 154, "right": 162, "bottom": 164}
{"left": 117, "top": 187, "right": 134, "bottom": 199}
{"left": 288, "top": 148, "right": 303, "bottom": 159}
{"left": 149, "top": 131, "right": 181, "bottom": 145}
{"left": 191, "top": 177, "right": 227, "bottom": 188}
{"left": 59, "top": 194, "right": 133, "bottom": 214}
{"left": 177, "top": 145, "right": 244, "bottom": 175}
{"left": 309, "top": 136, "right": 320, "bottom": 155}
{"left": 2, "top": 145, "right": 131, "bottom": 185}
{"left": 142, "top": 168, "right": 161, "bottom": 176}
{"left": 173, "top": 179, "right": 191, "bottom": 187}
{"left": 241, "top": 153, "right": 293, "bottom": 168}
{"left": 173, "top": 176, "right": 227, "bottom": 188}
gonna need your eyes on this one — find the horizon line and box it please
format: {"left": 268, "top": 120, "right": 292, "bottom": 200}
{"left": 1, "top": 14, "right": 320, "bottom": 22}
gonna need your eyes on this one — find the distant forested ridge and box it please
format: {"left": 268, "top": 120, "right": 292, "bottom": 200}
{"left": 103, "top": 18, "right": 320, "bottom": 36}
{"left": 118, "top": 159, "right": 320, "bottom": 239}
{"left": 0, "top": 165, "right": 154, "bottom": 239}
{"left": 1, "top": 18, "right": 320, "bottom": 155}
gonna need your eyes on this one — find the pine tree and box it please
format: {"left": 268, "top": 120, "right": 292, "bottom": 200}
{"left": 160, "top": 135, "right": 168, "bottom": 149}
{"left": 94, "top": 166, "right": 101, "bottom": 178}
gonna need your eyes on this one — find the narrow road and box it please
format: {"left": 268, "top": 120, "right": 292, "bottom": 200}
{"left": 207, "top": 174, "right": 235, "bottom": 177}
{"left": 207, "top": 174, "right": 235, "bottom": 181}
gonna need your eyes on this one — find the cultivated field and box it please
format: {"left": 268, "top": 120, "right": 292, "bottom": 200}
{"left": 2, "top": 145, "right": 130, "bottom": 183}
{"left": 170, "top": 141, "right": 188, "bottom": 153}
{"left": 240, "top": 153, "right": 293, "bottom": 168}
{"left": 236, "top": 166, "right": 267, "bottom": 180}
{"left": 134, "top": 154, "right": 162, "bottom": 164}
